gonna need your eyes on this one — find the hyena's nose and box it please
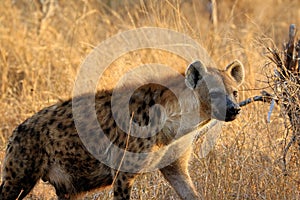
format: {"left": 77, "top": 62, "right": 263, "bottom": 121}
{"left": 234, "top": 105, "right": 241, "bottom": 114}
{"left": 228, "top": 104, "right": 241, "bottom": 115}
{"left": 225, "top": 98, "right": 241, "bottom": 121}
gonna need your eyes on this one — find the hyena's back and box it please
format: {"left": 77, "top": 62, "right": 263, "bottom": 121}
{"left": 0, "top": 93, "right": 117, "bottom": 199}
{"left": 0, "top": 84, "right": 178, "bottom": 199}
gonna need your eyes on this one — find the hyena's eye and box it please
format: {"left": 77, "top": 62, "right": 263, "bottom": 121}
{"left": 233, "top": 90, "right": 238, "bottom": 98}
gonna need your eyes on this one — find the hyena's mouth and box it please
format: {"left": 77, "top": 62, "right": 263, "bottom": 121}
{"left": 224, "top": 113, "right": 238, "bottom": 122}
{"left": 212, "top": 108, "right": 241, "bottom": 122}
{"left": 224, "top": 107, "right": 241, "bottom": 122}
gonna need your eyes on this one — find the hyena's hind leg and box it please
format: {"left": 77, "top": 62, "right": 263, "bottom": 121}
{"left": 0, "top": 177, "right": 38, "bottom": 200}
{"left": 0, "top": 131, "right": 47, "bottom": 199}
{"left": 0, "top": 157, "right": 43, "bottom": 200}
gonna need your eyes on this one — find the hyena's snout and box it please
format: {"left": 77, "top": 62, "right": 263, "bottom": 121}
{"left": 225, "top": 98, "right": 241, "bottom": 121}
{"left": 210, "top": 94, "right": 241, "bottom": 122}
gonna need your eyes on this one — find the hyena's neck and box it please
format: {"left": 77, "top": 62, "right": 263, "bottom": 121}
{"left": 148, "top": 83, "right": 212, "bottom": 140}
{"left": 94, "top": 80, "right": 212, "bottom": 141}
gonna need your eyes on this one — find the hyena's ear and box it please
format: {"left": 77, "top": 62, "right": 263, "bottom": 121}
{"left": 225, "top": 60, "right": 245, "bottom": 86}
{"left": 185, "top": 60, "right": 207, "bottom": 89}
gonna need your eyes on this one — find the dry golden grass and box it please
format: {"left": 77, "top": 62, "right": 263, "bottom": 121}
{"left": 0, "top": 0, "right": 299, "bottom": 199}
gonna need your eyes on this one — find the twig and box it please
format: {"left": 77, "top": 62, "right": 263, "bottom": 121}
{"left": 111, "top": 112, "right": 134, "bottom": 187}
{"left": 16, "top": 189, "right": 24, "bottom": 200}
{"left": 285, "top": 24, "right": 296, "bottom": 71}
{"left": 296, "top": 39, "right": 300, "bottom": 73}
{"left": 267, "top": 99, "right": 276, "bottom": 123}
{"left": 238, "top": 90, "right": 275, "bottom": 107}
{"left": 282, "top": 135, "right": 296, "bottom": 176}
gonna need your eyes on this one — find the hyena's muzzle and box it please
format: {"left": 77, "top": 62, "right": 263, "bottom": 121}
{"left": 224, "top": 96, "right": 241, "bottom": 121}
{"left": 210, "top": 94, "right": 241, "bottom": 122}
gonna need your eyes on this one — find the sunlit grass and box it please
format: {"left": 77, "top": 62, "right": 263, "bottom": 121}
{"left": 0, "top": 0, "right": 299, "bottom": 199}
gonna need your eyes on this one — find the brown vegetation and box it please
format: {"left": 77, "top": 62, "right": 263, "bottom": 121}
{"left": 0, "top": 0, "right": 299, "bottom": 199}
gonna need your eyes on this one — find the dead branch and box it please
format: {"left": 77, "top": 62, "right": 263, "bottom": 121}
{"left": 285, "top": 24, "right": 296, "bottom": 71}
{"left": 241, "top": 24, "right": 300, "bottom": 175}
{"left": 267, "top": 24, "right": 300, "bottom": 174}
{"left": 296, "top": 40, "right": 300, "bottom": 73}
{"left": 239, "top": 91, "right": 274, "bottom": 107}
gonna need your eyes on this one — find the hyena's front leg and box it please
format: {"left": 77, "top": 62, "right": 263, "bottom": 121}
{"left": 112, "top": 171, "right": 137, "bottom": 200}
{"left": 160, "top": 147, "right": 202, "bottom": 200}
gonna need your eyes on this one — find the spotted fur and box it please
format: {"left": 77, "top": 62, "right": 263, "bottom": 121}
{"left": 0, "top": 60, "right": 244, "bottom": 200}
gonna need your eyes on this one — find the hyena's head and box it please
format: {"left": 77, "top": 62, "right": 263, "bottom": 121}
{"left": 185, "top": 60, "right": 245, "bottom": 122}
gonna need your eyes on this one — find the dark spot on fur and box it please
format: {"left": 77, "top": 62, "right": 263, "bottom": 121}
{"left": 146, "top": 87, "right": 151, "bottom": 94}
{"left": 97, "top": 95, "right": 106, "bottom": 99}
{"left": 55, "top": 141, "right": 60, "bottom": 147}
{"left": 17, "top": 124, "right": 27, "bottom": 133}
{"left": 104, "top": 101, "right": 110, "bottom": 107}
{"left": 58, "top": 109, "right": 66, "bottom": 117}
{"left": 124, "top": 188, "right": 129, "bottom": 195}
{"left": 160, "top": 89, "right": 166, "bottom": 97}
{"left": 67, "top": 121, "right": 75, "bottom": 129}
{"left": 139, "top": 142, "right": 144, "bottom": 148}
{"left": 11, "top": 171, "right": 16, "bottom": 179}
{"left": 41, "top": 109, "right": 48, "bottom": 115}
{"left": 20, "top": 161, "right": 24, "bottom": 168}
{"left": 142, "top": 112, "right": 149, "bottom": 125}
{"left": 14, "top": 135, "right": 20, "bottom": 143}
{"left": 67, "top": 113, "right": 73, "bottom": 119}
{"left": 48, "top": 118, "right": 55, "bottom": 125}
{"left": 137, "top": 107, "right": 142, "bottom": 114}
{"left": 149, "top": 99, "right": 155, "bottom": 107}
{"left": 61, "top": 101, "right": 69, "bottom": 107}
{"left": 112, "top": 121, "right": 117, "bottom": 128}
{"left": 141, "top": 101, "right": 147, "bottom": 110}
{"left": 117, "top": 186, "right": 122, "bottom": 193}
{"left": 4, "top": 185, "right": 11, "bottom": 192}
{"left": 20, "top": 147, "right": 26, "bottom": 154}
{"left": 57, "top": 122, "right": 64, "bottom": 130}
{"left": 52, "top": 110, "right": 58, "bottom": 116}
{"left": 129, "top": 98, "right": 135, "bottom": 104}
{"left": 45, "top": 129, "right": 50, "bottom": 136}
{"left": 33, "top": 118, "right": 40, "bottom": 125}
{"left": 103, "top": 128, "right": 111, "bottom": 134}
{"left": 117, "top": 180, "right": 121, "bottom": 186}
{"left": 41, "top": 124, "right": 46, "bottom": 133}
{"left": 119, "top": 141, "right": 125, "bottom": 147}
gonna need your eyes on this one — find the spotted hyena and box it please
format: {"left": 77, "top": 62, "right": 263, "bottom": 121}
{"left": 0, "top": 60, "right": 244, "bottom": 200}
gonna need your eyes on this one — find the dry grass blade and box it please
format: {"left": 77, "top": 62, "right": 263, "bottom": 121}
{"left": 1, "top": 1, "right": 300, "bottom": 199}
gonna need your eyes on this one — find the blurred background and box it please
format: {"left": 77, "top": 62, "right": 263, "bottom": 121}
{"left": 0, "top": 0, "right": 299, "bottom": 199}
